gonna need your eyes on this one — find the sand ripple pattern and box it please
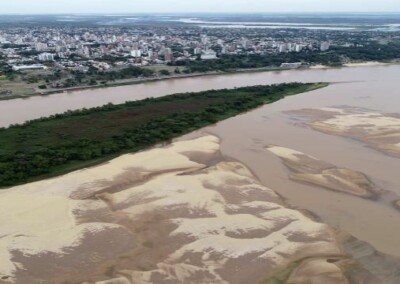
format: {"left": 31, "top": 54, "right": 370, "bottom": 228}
{"left": 0, "top": 136, "right": 346, "bottom": 284}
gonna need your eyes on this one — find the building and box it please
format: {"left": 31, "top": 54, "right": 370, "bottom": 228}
{"left": 38, "top": 53, "right": 55, "bottom": 61}
{"left": 280, "top": 62, "right": 302, "bottom": 69}
{"left": 164, "top": 48, "right": 174, "bottom": 62}
{"left": 320, "top": 41, "right": 330, "bottom": 51}
{"left": 130, "top": 49, "right": 142, "bottom": 57}
{"left": 201, "top": 35, "right": 209, "bottom": 45}
{"left": 194, "top": 47, "right": 202, "bottom": 55}
{"left": 201, "top": 50, "right": 217, "bottom": 60}
{"left": 295, "top": 44, "right": 303, "bottom": 52}
{"left": 242, "top": 39, "right": 251, "bottom": 49}
{"left": 279, "top": 44, "right": 288, "bottom": 53}
{"left": 12, "top": 64, "right": 48, "bottom": 71}
{"left": 35, "top": 43, "right": 48, "bottom": 52}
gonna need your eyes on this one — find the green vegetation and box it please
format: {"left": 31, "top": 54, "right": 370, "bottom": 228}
{"left": 159, "top": 69, "right": 171, "bottom": 76}
{"left": 172, "top": 41, "right": 400, "bottom": 72}
{"left": 88, "top": 66, "right": 154, "bottom": 82}
{"left": 2, "top": 41, "right": 399, "bottom": 98}
{"left": 53, "top": 66, "right": 155, "bottom": 88}
{"left": 173, "top": 52, "right": 341, "bottom": 72}
{"left": 0, "top": 66, "right": 155, "bottom": 97}
{"left": 0, "top": 82, "right": 327, "bottom": 187}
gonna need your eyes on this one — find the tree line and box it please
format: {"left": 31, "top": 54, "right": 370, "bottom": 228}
{"left": 171, "top": 41, "right": 400, "bottom": 72}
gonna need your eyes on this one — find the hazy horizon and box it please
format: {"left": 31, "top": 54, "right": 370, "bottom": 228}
{"left": 2, "top": 12, "right": 400, "bottom": 15}
{"left": 1, "top": 0, "right": 400, "bottom": 14}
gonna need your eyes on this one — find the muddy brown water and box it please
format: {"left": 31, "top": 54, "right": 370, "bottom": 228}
{"left": 1, "top": 65, "right": 399, "bottom": 128}
{"left": 1, "top": 65, "right": 400, "bottom": 257}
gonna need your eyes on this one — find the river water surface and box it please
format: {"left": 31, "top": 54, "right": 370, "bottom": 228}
{"left": 2, "top": 65, "right": 400, "bottom": 257}
{"left": 1, "top": 65, "right": 398, "bottom": 127}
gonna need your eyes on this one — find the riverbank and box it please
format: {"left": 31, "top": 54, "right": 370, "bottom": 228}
{"left": 310, "top": 60, "right": 399, "bottom": 69}
{"left": 0, "top": 66, "right": 288, "bottom": 101}
{"left": 2, "top": 61, "right": 396, "bottom": 102}
{"left": 0, "top": 71, "right": 219, "bottom": 101}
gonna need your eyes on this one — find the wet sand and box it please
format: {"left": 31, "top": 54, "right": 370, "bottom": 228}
{"left": 287, "top": 107, "right": 400, "bottom": 158}
{"left": 0, "top": 136, "right": 351, "bottom": 284}
{"left": 343, "top": 62, "right": 391, "bottom": 67}
{"left": 266, "top": 145, "right": 381, "bottom": 198}
{"left": 183, "top": 76, "right": 400, "bottom": 257}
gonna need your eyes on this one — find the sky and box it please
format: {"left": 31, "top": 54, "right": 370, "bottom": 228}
{"left": 1, "top": 0, "right": 400, "bottom": 14}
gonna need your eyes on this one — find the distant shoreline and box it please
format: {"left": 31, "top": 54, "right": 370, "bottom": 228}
{"left": 310, "top": 61, "right": 395, "bottom": 69}
{"left": 0, "top": 61, "right": 398, "bottom": 102}
{"left": 0, "top": 66, "right": 289, "bottom": 101}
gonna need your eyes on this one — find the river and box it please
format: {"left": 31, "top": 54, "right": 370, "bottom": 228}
{"left": 1, "top": 65, "right": 399, "bottom": 127}
{"left": 2, "top": 65, "right": 400, "bottom": 257}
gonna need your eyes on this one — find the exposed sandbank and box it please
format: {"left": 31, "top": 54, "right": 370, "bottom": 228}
{"left": 344, "top": 62, "right": 389, "bottom": 67}
{"left": 266, "top": 145, "right": 381, "bottom": 198}
{"left": 0, "top": 136, "right": 349, "bottom": 284}
{"left": 286, "top": 107, "right": 400, "bottom": 158}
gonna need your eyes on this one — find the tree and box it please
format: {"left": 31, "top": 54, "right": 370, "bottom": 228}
{"left": 159, "top": 69, "right": 171, "bottom": 76}
{"left": 89, "top": 79, "right": 98, "bottom": 86}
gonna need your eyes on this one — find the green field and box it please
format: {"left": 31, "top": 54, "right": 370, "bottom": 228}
{"left": 0, "top": 82, "right": 327, "bottom": 187}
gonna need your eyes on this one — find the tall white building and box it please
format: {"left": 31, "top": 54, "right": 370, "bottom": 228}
{"left": 35, "top": 43, "right": 48, "bottom": 52}
{"left": 279, "top": 44, "right": 287, "bottom": 53}
{"left": 295, "top": 44, "right": 304, "bottom": 52}
{"left": 320, "top": 42, "right": 330, "bottom": 51}
{"left": 201, "top": 36, "right": 209, "bottom": 45}
{"left": 38, "top": 53, "right": 54, "bottom": 61}
{"left": 131, "top": 49, "right": 142, "bottom": 57}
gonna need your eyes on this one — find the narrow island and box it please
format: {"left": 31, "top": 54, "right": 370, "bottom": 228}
{"left": 0, "top": 82, "right": 327, "bottom": 187}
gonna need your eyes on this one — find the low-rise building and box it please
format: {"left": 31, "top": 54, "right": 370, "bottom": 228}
{"left": 201, "top": 50, "right": 217, "bottom": 60}
{"left": 12, "top": 64, "right": 48, "bottom": 71}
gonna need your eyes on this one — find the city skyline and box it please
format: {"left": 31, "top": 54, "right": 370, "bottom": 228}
{"left": 1, "top": 0, "right": 400, "bottom": 14}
